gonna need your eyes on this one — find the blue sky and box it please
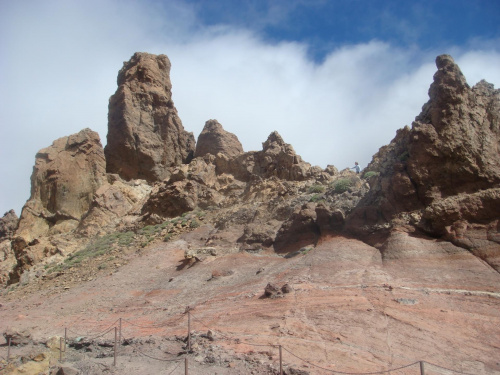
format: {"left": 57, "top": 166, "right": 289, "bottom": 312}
{"left": 186, "top": 0, "right": 500, "bottom": 59}
{"left": 1, "top": 0, "right": 499, "bottom": 216}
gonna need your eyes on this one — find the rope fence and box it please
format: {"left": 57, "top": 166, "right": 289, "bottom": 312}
{"left": 0, "top": 308, "right": 485, "bottom": 375}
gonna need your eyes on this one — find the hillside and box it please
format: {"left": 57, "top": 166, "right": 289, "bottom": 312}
{"left": 0, "top": 53, "right": 499, "bottom": 375}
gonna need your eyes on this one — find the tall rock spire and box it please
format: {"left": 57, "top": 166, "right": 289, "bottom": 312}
{"left": 105, "top": 52, "right": 195, "bottom": 182}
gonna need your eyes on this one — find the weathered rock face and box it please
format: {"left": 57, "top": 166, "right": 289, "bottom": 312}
{"left": 0, "top": 210, "right": 18, "bottom": 240}
{"left": 348, "top": 55, "right": 500, "bottom": 231}
{"left": 77, "top": 175, "right": 152, "bottom": 236}
{"left": 215, "top": 131, "right": 317, "bottom": 182}
{"left": 345, "top": 55, "right": 500, "bottom": 271}
{"left": 105, "top": 52, "right": 195, "bottom": 182}
{"left": 16, "top": 128, "right": 106, "bottom": 241}
{"left": 410, "top": 55, "right": 500, "bottom": 200}
{"left": 194, "top": 119, "right": 243, "bottom": 158}
{"left": 274, "top": 202, "right": 319, "bottom": 253}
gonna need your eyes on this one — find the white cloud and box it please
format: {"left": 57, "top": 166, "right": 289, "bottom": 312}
{"left": 0, "top": 0, "right": 499, "bottom": 216}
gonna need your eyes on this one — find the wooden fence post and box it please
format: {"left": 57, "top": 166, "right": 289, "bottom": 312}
{"left": 119, "top": 318, "right": 122, "bottom": 346}
{"left": 113, "top": 327, "right": 117, "bottom": 366}
{"left": 188, "top": 311, "right": 191, "bottom": 352}
{"left": 7, "top": 337, "right": 10, "bottom": 362}
{"left": 59, "top": 337, "right": 63, "bottom": 362}
{"left": 185, "top": 357, "right": 189, "bottom": 375}
{"left": 279, "top": 345, "right": 283, "bottom": 375}
{"left": 420, "top": 361, "right": 425, "bottom": 375}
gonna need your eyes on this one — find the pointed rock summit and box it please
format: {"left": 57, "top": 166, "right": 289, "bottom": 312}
{"left": 105, "top": 52, "right": 195, "bottom": 182}
{"left": 347, "top": 55, "right": 500, "bottom": 270}
{"left": 195, "top": 119, "right": 243, "bottom": 158}
{"left": 411, "top": 54, "right": 500, "bottom": 198}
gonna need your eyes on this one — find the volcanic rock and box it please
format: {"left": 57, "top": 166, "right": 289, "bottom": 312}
{"left": 345, "top": 55, "right": 500, "bottom": 271}
{"left": 78, "top": 175, "right": 152, "bottom": 236}
{"left": 105, "top": 52, "right": 195, "bottom": 182}
{"left": 346, "top": 56, "right": 500, "bottom": 227}
{"left": 194, "top": 119, "right": 243, "bottom": 158}
{"left": 274, "top": 202, "right": 320, "bottom": 253}
{"left": 410, "top": 55, "right": 500, "bottom": 200}
{"left": 3, "top": 327, "right": 32, "bottom": 345}
{"left": 215, "top": 131, "right": 316, "bottom": 182}
{"left": 0, "top": 210, "right": 18, "bottom": 240}
{"left": 16, "top": 128, "right": 106, "bottom": 241}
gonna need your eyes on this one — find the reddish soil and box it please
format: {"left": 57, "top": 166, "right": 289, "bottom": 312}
{"left": 1, "top": 228, "right": 500, "bottom": 374}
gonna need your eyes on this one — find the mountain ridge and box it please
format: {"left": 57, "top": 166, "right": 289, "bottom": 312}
{"left": 0, "top": 53, "right": 499, "bottom": 375}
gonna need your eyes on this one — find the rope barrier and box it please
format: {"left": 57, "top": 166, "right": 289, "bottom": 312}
{"left": 167, "top": 360, "right": 182, "bottom": 375}
{"left": 122, "top": 313, "right": 185, "bottom": 329}
{"left": 66, "top": 318, "right": 119, "bottom": 338}
{"left": 282, "top": 346, "right": 419, "bottom": 374}
{"left": 190, "top": 312, "right": 276, "bottom": 348}
{"left": 122, "top": 335, "right": 184, "bottom": 363}
{"left": 54, "top": 310, "right": 494, "bottom": 375}
{"left": 424, "top": 361, "right": 480, "bottom": 375}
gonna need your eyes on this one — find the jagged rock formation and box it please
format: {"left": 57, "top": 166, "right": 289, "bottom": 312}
{"left": 1, "top": 52, "right": 499, "bottom": 287}
{"left": 194, "top": 119, "right": 243, "bottom": 158}
{"left": 141, "top": 130, "right": 332, "bottom": 223}
{"left": 214, "top": 131, "right": 323, "bottom": 182}
{"left": 16, "top": 128, "right": 106, "bottom": 242}
{"left": 105, "top": 52, "right": 195, "bottom": 182}
{"left": 346, "top": 55, "right": 500, "bottom": 270}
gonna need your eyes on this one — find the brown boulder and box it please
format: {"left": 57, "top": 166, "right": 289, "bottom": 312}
{"left": 274, "top": 202, "right": 320, "bottom": 253}
{"left": 0, "top": 210, "right": 18, "bottom": 240}
{"left": 105, "top": 52, "right": 195, "bottom": 182}
{"left": 16, "top": 128, "right": 106, "bottom": 241}
{"left": 195, "top": 119, "right": 243, "bottom": 158}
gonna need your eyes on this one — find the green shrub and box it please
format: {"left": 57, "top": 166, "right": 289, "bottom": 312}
{"left": 190, "top": 219, "right": 200, "bottom": 228}
{"left": 309, "top": 194, "right": 324, "bottom": 202}
{"left": 363, "top": 171, "right": 379, "bottom": 179}
{"left": 300, "top": 246, "right": 313, "bottom": 255}
{"left": 334, "top": 179, "right": 351, "bottom": 193}
{"left": 163, "top": 234, "right": 173, "bottom": 242}
{"left": 117, "top": 231, "right": 134, "bottom": 246}
{"left": 308, "top": 184, "right": 325, "bottom": 194}
{"left": 196, "top": 210, "right": 206, "bottom": 218}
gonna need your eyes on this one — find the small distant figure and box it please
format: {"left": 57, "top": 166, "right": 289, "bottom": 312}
{"left": 351, "top": 162, "right": 360, "bottom": 174}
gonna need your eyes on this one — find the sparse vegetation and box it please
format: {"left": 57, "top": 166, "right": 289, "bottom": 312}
{"left": 47, "top": 231, "right": 134, "bottom": 273}
{"left": 300, "top": 246, "right": 313, "bottom": 255}
{"left": 363, "top": 171, "right": 380, "bottom": 179}
{"left": 333, "top": 179, "right": 351, "bottom": 193}
{"left": 309, "top": 194, "right": 324, "bottom": 203}
{"left": 308, "top": 184, "right": 325, "bottom": 194}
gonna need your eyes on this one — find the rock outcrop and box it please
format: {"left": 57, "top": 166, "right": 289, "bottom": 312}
{"left": 105, "top": 52, "right": 195, "bottom": 182}
{"left": 215, "top": 131, "right": 319, "bottom": 182}
{"left": 16, "top": 128, "right": 106, "bottom": 241}
{"left": 0, "top": 210, "right": 18, "bottom": 240}
{"left": 2, "top": 52, "right": 499, "bottom": 289}
{"left": 194, "top": 119, "right": 243, "bottom": 158}
{"left": 346, "top": 55, "right": 500, "bottom": 271}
